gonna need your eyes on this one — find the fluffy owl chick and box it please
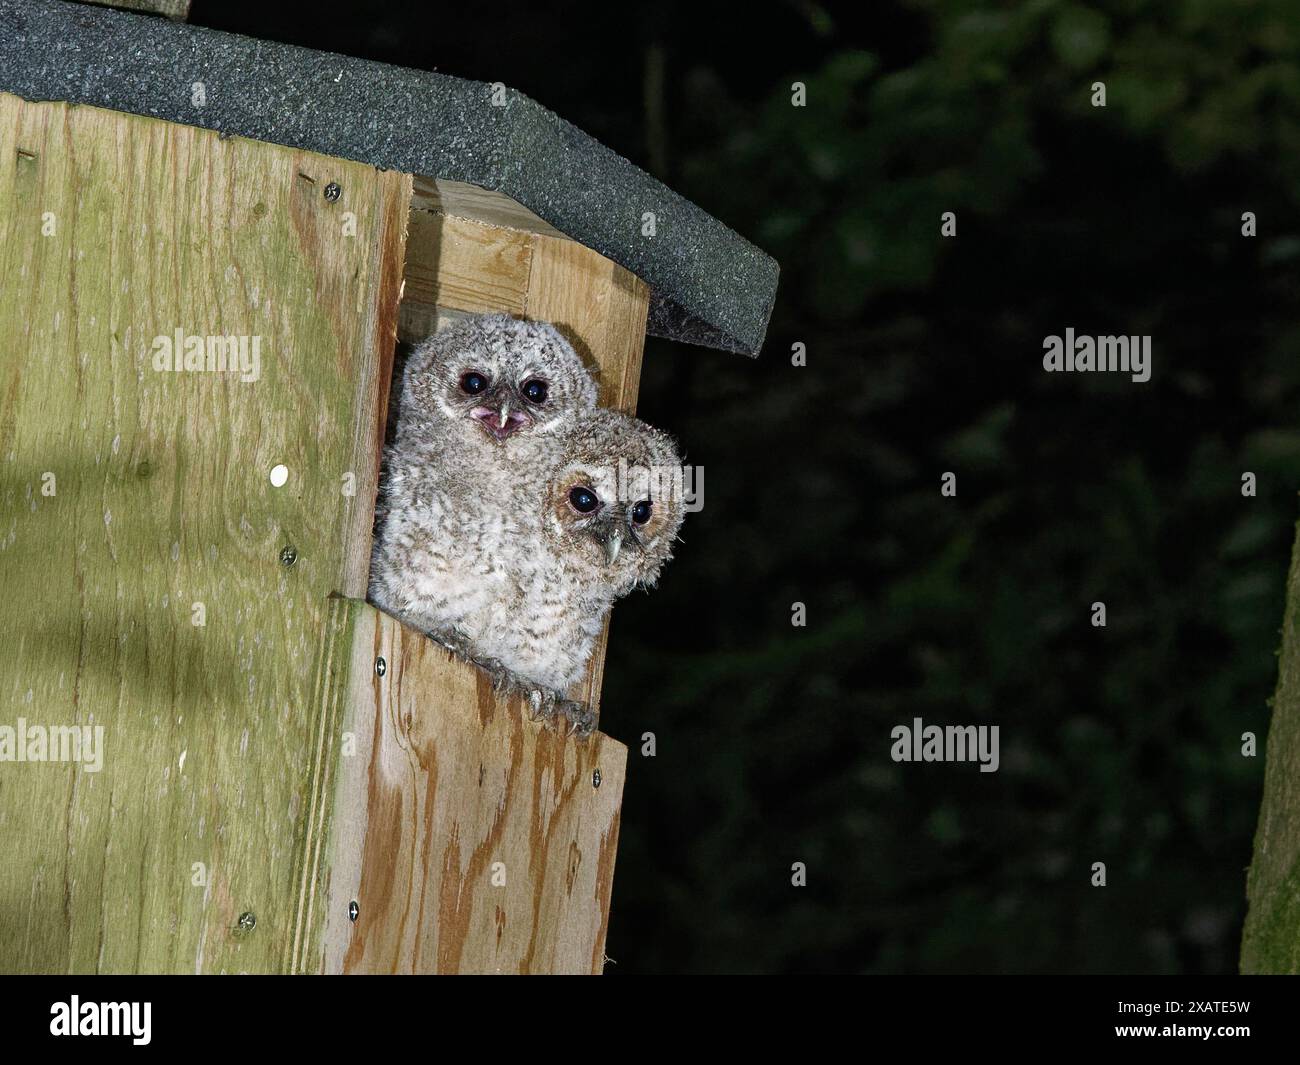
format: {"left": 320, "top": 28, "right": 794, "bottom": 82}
{"left": 369, "top": 313, "right": 598, "bottom": 695}
{"left": 482, "top": 408, "right": 686, "bottom": 733}
{"left": 389, "top": 312, "right": 597, "bottom": 456}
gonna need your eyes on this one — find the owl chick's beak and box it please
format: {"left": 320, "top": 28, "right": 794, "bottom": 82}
{"left": 470, "top": 404, "right": 531, "bottom": 441}
{"left": 603, "top": 529, "right": 623, "bottom": 565}
{"left": 585, "top": 519, "right": 623, "bottom": 565}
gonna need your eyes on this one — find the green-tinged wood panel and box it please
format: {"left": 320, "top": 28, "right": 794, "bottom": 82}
{"left": 0, "top": 93, "right": 409, "bottom": 973}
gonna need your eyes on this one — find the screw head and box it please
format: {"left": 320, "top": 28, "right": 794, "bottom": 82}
{"left": 592, "top": 769, "right": 602, "bottom": 789}
{"left": 323, "top": 181, "right": 341, "bottom": 202}
{"left": 237, "top": 911, "right": 256, "bottom": 932}
{"left": 349, "top": 900, "right": 359, "bottom": 922}
{"left": 279, "top": 545, "right": 297, "bottom": 567}
{"left": 375, "top": 656, "right": 387, "bottom": 677}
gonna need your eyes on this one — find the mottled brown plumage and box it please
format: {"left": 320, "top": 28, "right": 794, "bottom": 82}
{"left": 369, "top": 313, "right": 596, "bottom": 700}
{"left": 489, "top": 408, "right": 687, "bottom": 716}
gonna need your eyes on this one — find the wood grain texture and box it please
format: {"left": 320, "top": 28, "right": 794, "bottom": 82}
{"left": 400, "top": 211, "right": 534, "bottom": 336}
{"left": 410, "top": 177, "right": 565, "bottom": 238}
{"left": 398, "top": 187, "right": 650, "bottom": 718}
{"left": 523, "top": 233, "right": 649, "bottom": 415}
{"left": 0, "top": 93, "right": 409, "bottom": 973}
{"left": 295, "top": 599, "right": 627, "bottom": 974}
{"left": 1241, "top": 518, "right": 1300, "bottom": 972}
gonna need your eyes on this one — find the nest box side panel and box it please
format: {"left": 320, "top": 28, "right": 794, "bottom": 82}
{"left": 0, "top": 93, "right": 409, "bottom": 973}
{"left": 297, "top": 598, "right": 627, "bottom": 974}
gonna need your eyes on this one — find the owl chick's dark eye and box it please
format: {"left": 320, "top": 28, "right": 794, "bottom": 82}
{"left": 522, "top": 379, "right": 549, "bottom": 405}
{"left": 568, "top": 486, "right": 599, "bottom": 514}
{"left": 459, "top": 371, "right": 488, "bottom": 395}
{"left": 630, "top": 500, "right": 653, "bottom": 525}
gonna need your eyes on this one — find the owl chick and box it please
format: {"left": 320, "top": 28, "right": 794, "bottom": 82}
{"left": 369, "top": 312, "right": 598, "bottom": 695}
{"left": 482, "top": 407, "right": 686, "bottom": 733}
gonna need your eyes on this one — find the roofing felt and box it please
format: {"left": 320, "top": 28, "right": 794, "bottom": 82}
{"left": 0, "top": 0, "right": 778, "bottom": 355}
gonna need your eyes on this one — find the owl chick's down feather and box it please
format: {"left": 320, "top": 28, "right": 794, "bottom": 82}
{"left": 479, "top": 406, "right": 687, "bottom": 694}
{"left": 369, "top": 313, "right": 686, "bottom": 732}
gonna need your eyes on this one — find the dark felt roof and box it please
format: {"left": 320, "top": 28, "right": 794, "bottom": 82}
{"left": 0, "top": 0, "right": 777, "bottom": 355}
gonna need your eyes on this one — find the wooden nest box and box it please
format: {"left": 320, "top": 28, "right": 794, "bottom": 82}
{"left": 0, "top": 1, "right": 777, "bottom": 974}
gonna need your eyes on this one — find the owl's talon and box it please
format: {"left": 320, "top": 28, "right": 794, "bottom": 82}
{"left": 526, "top": 689, "right": 547, "bottom": 721}
{"left": 427, "top": 626, "right": 471, "bottom": 659}
{"left": 552, "top": 697, "right": 595, "bottom": 739}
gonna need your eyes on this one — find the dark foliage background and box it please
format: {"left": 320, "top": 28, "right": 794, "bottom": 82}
{"left": 194, "top": 0, "right": 1300, "bottom": 973}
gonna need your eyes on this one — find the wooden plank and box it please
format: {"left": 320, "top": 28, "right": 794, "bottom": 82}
{"left": 1242, "top": 518, "right": 1300, "bottom": 972}
{"left": 525, "top": 232, "right": 648, "bottom": 415}
{"left": 295, "top": 599, "right": 626, "bottom": 974}
{"left": 399, "top": 211, "right": 534, "bottom": 337}
{"left": 411, "top": 176, "right": 566, "bottom": 238}
{"left": 0, "top": 92, "right": 409, "bottom": 973}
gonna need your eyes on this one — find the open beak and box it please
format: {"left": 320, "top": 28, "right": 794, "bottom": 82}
{"left": 470, "top": 403, "right": 531, "bottom": 441}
